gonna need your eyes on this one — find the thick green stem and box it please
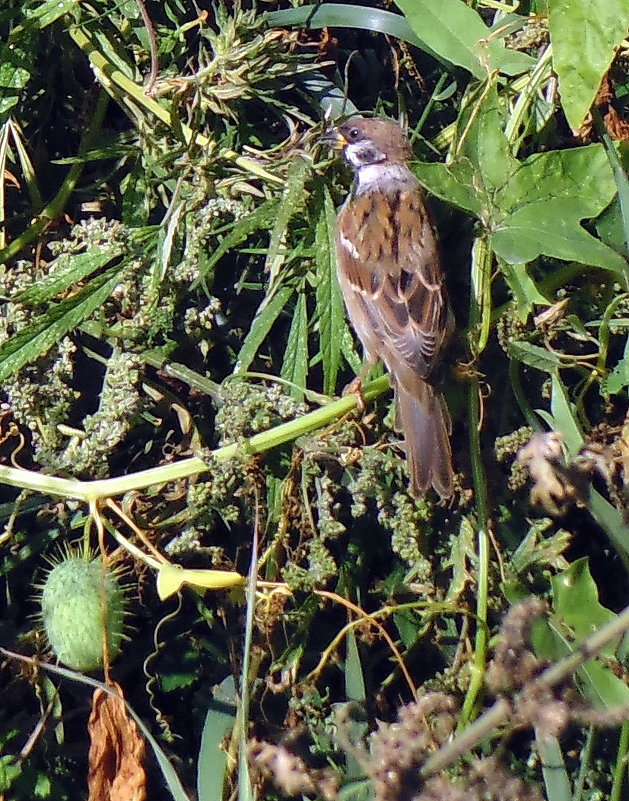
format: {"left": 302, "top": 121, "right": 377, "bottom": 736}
{"left": 459, "top": 233, "right": 492, "bottom": 726}
{"left": 0, "top": 376, "right": 390, "bottom": 502}
{"left": 459, "top": 373, "right": 490, "bottom": 726}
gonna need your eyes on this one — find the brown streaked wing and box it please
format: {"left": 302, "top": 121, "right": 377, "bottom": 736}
{"left": 336, "top": 186, "right": 447, "bottom": 380}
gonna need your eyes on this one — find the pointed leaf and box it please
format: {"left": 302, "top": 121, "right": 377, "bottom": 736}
{"left": 192, "top": 198, "right": 279, "bottom": 288}
{"left": 492, "top": 200, "right": 627, "bottom": 272}
{"left": 548, "top": 0, "right": 629, "bottom": 131}
{"left": 395, "top": 0, "right": 534, "bottom": 77}
{"left": 234, "top": 284, "right": 295, "bottom": 374}
{"left": 500, "top": 261, "right": 550, "bottom": 322}
{"left": 315, "top": 186, "right": 344, "bottom": 394}
{"left": 265, "top": 158, "right": 309, "bottom": 284}
{"left": 0, "top": 264, "right": 124, "bottom": 382}
{"left": 281, "top": 288, "right": 309, "bottom": 399}
{"left": 14, "top": 246, "right": 124, "bottom": 305}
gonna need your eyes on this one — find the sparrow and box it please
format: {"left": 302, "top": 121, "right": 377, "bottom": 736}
{"left": 324, "top": 117, "right": 454, "bottom": 498}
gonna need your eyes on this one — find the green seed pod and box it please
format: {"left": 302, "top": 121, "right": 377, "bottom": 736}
{"left": 39, "top": 554, "right": 127, "bottom": 672}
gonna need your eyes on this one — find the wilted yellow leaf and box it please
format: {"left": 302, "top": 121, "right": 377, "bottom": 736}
{"left": 156, "top": 563, "right": 246, "bottom": 600}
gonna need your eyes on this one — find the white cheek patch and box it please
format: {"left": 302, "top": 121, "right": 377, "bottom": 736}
{"left": 338, "top": 232, "right": 360, "bottom": 260}
{"left": 343, "top": 141, "right": 386, "bottom": 169}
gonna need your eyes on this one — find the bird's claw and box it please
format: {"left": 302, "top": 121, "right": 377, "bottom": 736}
{"left": 342, "top": 376, "right": 365, "bottom": 412}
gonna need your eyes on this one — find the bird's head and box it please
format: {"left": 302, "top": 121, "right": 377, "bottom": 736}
{"left": 323, "top": 117, "right": 412, "bottom": 169}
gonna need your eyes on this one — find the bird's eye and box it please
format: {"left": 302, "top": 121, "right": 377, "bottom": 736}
{"left": 348, "top": 128, "right": 360, "bottom": 140}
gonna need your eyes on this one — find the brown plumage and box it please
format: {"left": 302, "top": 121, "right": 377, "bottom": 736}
{"left": 325, "top": 117, "right": 454, "bottom": 498}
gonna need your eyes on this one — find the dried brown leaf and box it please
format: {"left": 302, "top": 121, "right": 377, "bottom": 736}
{"left": 88, "top": 683, "right": 146, "bottom": 801}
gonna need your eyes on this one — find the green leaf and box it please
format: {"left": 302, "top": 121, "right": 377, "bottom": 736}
{"left": 345, "top": 630, "right": 366, "bottom": 703}
{"left": 24, "top": 0, "right": 79, "bottom": 27}
{"left": 192, "top": 199, "right": 279, "bottom": 288}
{"left": 265, "top": 158, "right": 310, "bottom": 284}
{"left": 548, "top": 0, "right": 629, "bottom": 131}
{"left": 456, "top": 83, "right": 519, "bottom": 198}
{"left": 0, "top": 45, "right": 31, "bottom": 119}
{"left": 535, "top": 733, "right": 572, "bottom": 801}
{"left": 550, "top": 370, "right": 584, "bottom": 454}
{"left": 605, "top": 335, "right": 629, "bottom": 394}
{"left": 299, "top": 71, "right": 360, "bottom": 119}
{"left": 413, "top": 158, "right": 483, "bottom": 217}
{"left": 14, "top": 246, "right": 124, "bottom": 305}
{"left": 234, "top": 284, "right": 295, "bottom": 374}
{"left": 492, "top": 146, "right": 626, "bottom": 272}
{"left": 500, "top": 145, "right": 616, "bottom": 211}
{"left": 545, "top": 558, "right": 629, "bottom": 708}
{"left": 338, "top": 779, "right": 374, "bottom": 801}
{"left": 197, "top": 681, "right": 237, "bottom": 801}
{"left": 585, "top": 488, "right": 629, "bottom": 566}
{"left": 444, "top": 515, "right": 475, "bottom": 602}
{"left": 420, "top": 86, "right": 625, "bottom": 274}
{"left": 492, "top": 199, "right": 627, "bottom": 272}
{"left": 280, "top": 288, "right": 309, "bottom": 399}
{"left": 268, "top": 3, "right": 533, "bottom": 77}
{"left": 315, "top": 186, "right": 344, "bottom": 395}
{"left": 500, "top": 261, "right": 550, "bottom": 321}
{"left": 267, "top": 4, "right": 444, "bottom": 66}
{"left": 508, "top": 341, "right": 562, "bottom": 373}
{"left": 552, "top": 558, "right": 615, "bottom": 645}
{"left": 0, "top": 264, "right": 125, "bottom": 383}
{"left": 395, "top": 0, "right": 534, "bottom": 77}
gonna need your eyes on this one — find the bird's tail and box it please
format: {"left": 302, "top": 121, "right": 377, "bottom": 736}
{"left": 395, "top": 378, "right": 454, "bottom": 498}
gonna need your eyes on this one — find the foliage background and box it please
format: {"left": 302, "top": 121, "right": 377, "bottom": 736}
{"left": 0, "top": 1, "right": 628, "bottom": 799}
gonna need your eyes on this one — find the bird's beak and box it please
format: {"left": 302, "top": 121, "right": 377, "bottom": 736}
{"left": 321, "top": 128, "right": 346, "bottom": 151}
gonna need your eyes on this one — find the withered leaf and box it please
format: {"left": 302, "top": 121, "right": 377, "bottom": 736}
{"left": 88, "top": 683, "right": 146, "bottom": 801}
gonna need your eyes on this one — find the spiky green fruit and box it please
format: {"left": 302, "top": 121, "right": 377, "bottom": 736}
{"left": 40, "top": 556, "right": 126, "bottom": 672}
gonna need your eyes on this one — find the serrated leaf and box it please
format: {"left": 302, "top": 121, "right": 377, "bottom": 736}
{"left": 14, "top": 246, "right": 124, "bottom": 305}
{"left": 265, "top": 158, "right": 309, "bottom": 285}
{"left": 192, "top": 198, "right": 279, "bottom": 288}
{"left": 548, "top": 0, "right": 629, "bottom": 131}
{"left": 233, "top": 284, "right": 295, "bottom": 374}
{"left": 315, "top": 186, "right": 344, "bottom": 395}
{"left": 281, "top": 288, "right": 308, "bottom": 400}
{"left": 0, "top": 264, "right": 124, "bottom": 383}
{"left": 444, "top": 515, "right": 475, "bottom": 602}
{"left": 508, "top": 341, "right": 561, "bottom": 372}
